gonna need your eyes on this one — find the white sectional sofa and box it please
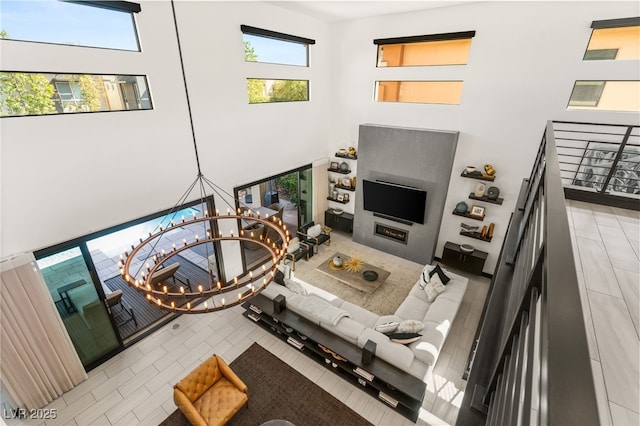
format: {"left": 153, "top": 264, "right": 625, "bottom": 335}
{"left": 260, "top": 264, "right": 468, "bottom": 383}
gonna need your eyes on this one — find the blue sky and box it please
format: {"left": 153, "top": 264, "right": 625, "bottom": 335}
{"left": 244, "top": 34, "right": 308, "bottom": 67}
{"left": 0, "top": 0, "right": 139, "bottom": 50}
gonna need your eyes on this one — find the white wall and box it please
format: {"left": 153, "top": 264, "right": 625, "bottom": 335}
{"left": 328, "top": 1, "right": 639, "bottom": 272}
{"left": 2, "top": 1, "right": 638, "bottom": 273}
{"left": 0, "top": 1, "right": 331, "bottom": 258}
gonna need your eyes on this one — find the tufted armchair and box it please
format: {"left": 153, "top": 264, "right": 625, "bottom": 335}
{"left": 173, "top": 354, "right": 249, "bottom": 426}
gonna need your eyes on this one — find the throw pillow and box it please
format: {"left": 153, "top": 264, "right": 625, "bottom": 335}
{"left": 428, "top": 264, "right": 451, "bottom": 285}
{"left": 375, "top": 321, "right": 400, "bottom": 334}
{"left": 307, "top": 223, "right": 322, "bottom": 238}
{"left": 387, "top": 332, "right": 422, "bottom": 345}
{"left": 419, "top": 271, "right": 430, "bottom": 289}
{"left": 284, "top": 277, "right": 308, "bottom": 296}
{"left": 287, "top": 237, "right": 301, "bottom": 253}
{"left": 397, "top": 319, "right": 424, "bottom": 334}
{"left": 424, "top": 277, "right": 446, "bottom": 302}
{"left": 274, "top": 269, "right": 285, "bottom": 285}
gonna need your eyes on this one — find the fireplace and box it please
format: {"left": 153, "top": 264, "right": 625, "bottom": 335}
{"left": 374, "top": 223, "right": 408, "bottom": 244}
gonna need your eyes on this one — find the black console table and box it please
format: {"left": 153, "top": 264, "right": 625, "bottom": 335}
{"left": 441, "top": 241, "right": 488, "bottom": 275}
{"left": 243, "top": 294, "right": 426, "bottom": 422}
{"left": 325, "top": 209, "right": 354, "bottom": 233}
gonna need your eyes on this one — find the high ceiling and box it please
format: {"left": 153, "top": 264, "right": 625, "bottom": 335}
{"left": 267, "top": 1, "right": 471, "bottom": 22}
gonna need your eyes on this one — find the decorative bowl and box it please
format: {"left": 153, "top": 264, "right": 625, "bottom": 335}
{"left": 362, "top": 270, "right": 379, "bottom": 281}
{"left": 460, "top": 244, "right": 475, "bottom": 253}
{"left": 465, "top": 166, "right": 476, "bottom": 173}
{"left": 332, "top": 208, "right": 344, "bottom": 215}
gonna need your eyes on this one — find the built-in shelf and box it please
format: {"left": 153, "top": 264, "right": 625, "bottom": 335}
{"left": 460, "top": 230, "right": 493, "bottom": 242}
{"left": 335, "top": 152, "right": 357, "bottom": 160}
{"left": 453, "top": 210, "right": 484, "bottom": 221}
{"left": 335, "top": 184, "right": 356, "bottom": 192}
{"left": 461, "top": 172, "right": 495, "bottom": 182}
{"left": 328, "top": 168, "right": 351, "bottom": 175}
{"left": 468, "top": 193, "right": 503, "bottom": 205}
{"left": 327, "top": 197, "right": 350, "bottom": 204}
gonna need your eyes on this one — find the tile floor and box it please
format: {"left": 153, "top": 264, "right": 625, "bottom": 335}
{"left": 565, "top": 200, "right": 639, "bottom": 426}
{"left": 8, "top": 233, "right": 490, "bottom": 426}
{"left": 8, "top": 201, "right": 638, "bottom": 426}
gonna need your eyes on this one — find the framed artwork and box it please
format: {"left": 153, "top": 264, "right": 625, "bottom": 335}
{"left": 469, "top": 205, "right": 485, "bottom": 219}
{"left": 337, "top": 194, "right": 345, "bottom": 202}
{"left": 330, "top": 161, "right": 339, "bottom": 170}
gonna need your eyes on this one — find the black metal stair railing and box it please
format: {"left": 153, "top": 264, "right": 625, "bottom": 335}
{"left": 456, "top": 121, "right": 599, "bottom": 425}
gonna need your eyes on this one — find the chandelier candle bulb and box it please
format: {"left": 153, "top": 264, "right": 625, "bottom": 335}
{"left": 180, "top": 286, "right": 185, "bottom": 294}
{"left": 221, "top": 298, "right": 225, "bottom": 307}
{"left": 195, "top": 234, "right": 199, "bottom": 242}
{"left": 172, "top": 243, "right": 177, "bottom": 251}
{"left": 163, "top": 286, "right": 168, "bottom": 294}
{"left": 198, "top": 285, "right": 203, "bottom": 294}
{"left": 171, "top": 301, "right": 175, "bottom": 310}
{"left": 187, "top": 302, "right": 191, "bottom": 311}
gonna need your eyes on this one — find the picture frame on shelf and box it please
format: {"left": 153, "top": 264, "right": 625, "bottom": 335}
{"left": 469, "top": 205, "right": 485, "bottom": 219}
{"left": 337, "top": 194, "right": 345, "bottom": 202}
{"left": 330, "top": 161, "right": 339, "bottom": 170}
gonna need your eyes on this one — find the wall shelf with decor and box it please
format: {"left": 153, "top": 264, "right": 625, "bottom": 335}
{"left": 452, "top": 210, "right": 485, "bottom": 221}
{"left": 460, "top": 171, "right": 495, "bottom": 182}
{"left": 242, "top": 294, "right": 426, "bottom": 422}
{"left": 326, "top": 196, "right": 350, "bottom": 204}
{"left": 468, "top": 193, "right": 503, "bottom": 205}
{"left": 460, "top": 230, "right": 493, "bottom": 242}
{"left": 328, "top": 168, "right": 351, "bottom": 175}
{"left": 335, "top": 183, "right": 356, "bottom": 192}
{"left": 335, "top": 152, "right": 357, "bottom": 160}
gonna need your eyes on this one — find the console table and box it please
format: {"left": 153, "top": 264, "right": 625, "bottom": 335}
{"left": 325, "top": 209, "right": 353, "bottom": 233}
{"left": 441, "top": 241, "right": 488, "bottom": 275}
{"left": 243, "top": 294, "right": 426, "bottom": 422}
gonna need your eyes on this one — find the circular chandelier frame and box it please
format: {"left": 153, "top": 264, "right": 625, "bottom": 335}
{"left": 119, "top": 212, "right": 290, "bottom": 313}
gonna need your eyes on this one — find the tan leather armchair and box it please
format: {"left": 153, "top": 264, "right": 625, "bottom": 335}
{"left": 173, "top": 354, "right": 249, "bottom": 426}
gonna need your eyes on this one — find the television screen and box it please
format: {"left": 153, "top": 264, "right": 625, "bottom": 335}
{"left": 362, "top": 180, "right": 427, "bottom": 224}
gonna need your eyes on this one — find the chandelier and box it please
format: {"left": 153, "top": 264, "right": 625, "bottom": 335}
{"left": 117, "top": 1, "right": 290, "bottom": 313}
{"left": 117, "top": 176, "right": 290, "bottom": 313}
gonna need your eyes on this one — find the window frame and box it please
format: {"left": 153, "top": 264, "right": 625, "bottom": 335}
{"left": 241, "top": 25, "right": 315, "bottom": 67}
{"left": 0, "top": 71, "right": 154, "bottom": 118}
{"left": 0, "top": 0, "right": 142, "bottom": 51}
{"left": 374, "top": 31, "right": 475, "bottom": 67}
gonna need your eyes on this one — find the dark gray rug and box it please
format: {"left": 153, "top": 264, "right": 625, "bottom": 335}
{"left": 160, "top": 343, "right": 373, "bottom": 426}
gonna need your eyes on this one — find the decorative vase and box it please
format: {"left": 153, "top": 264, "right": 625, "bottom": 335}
{"left": 474, "top": 183, "right": 486, "bottom": 198}
{"left": 455, "top": 201, "right": 469, "bottom": 214}
{"left": 332, "top": 256, "right": 343, "bottom": 267}
{"left": 339, "top": 162, "right": 349, "bottom": 172}
{"left": 487, "top": 186, "right": 500, "bottom": 200}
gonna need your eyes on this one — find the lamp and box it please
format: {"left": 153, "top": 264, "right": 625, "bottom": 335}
{"left": 117, "top": 1, "right": 290, "bottom": 313}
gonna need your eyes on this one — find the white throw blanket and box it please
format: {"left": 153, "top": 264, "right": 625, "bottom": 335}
{"left": 297, "top": 295, "right": 350, "bottom": 326}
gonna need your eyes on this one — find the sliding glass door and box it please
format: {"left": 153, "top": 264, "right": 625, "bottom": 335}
{"left": 36, "top": 246, "right": 120, "bottom": 369}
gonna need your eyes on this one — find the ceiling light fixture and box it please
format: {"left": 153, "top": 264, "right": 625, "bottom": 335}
{"left": 117, "top": 1, "right": 289, "bottom": 313}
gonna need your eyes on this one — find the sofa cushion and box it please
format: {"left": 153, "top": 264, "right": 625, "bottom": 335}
{"left": 410, "top": 321, "right": 447, "bottom": 366}
{"left": 395, "top": 295, "right": 430, "bottom": 321}
{"left": 261, "top": 283, "right": 294, "bottom": 300}
{"left": 438, "top": 278, "right": 468, "bottom": 304}
{"left": 338, "top": 300, "right": 379, "bottom": 329}
{"left": 357, "top": 329, "right": 415, "bottom": 373}
{"left": 423, "top": 298, "right": 460, "bottom": 329}
{"left": 322, "top": 317, "right": 365, "bottom": 345}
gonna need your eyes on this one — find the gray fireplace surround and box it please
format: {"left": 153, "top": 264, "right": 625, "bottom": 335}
{"left": 353, "top": 124, "right": 459, "bottom": 265}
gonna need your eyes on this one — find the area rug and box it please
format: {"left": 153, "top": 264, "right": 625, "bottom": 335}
{"left": 316, "top": 252, "right": 390, "bottom": 294}
{"left": 160, "top": 343, "right": 373, "bottom": 426}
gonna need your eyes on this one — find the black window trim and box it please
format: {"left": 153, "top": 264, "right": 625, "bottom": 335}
{"left": 591, "top": 17, "right": 639, "bottom": 29}
{"left": 65, "top": 0, "right": 141, "bottom": 14}
{"left": 241, "top": 25, "right": 315, "bottom": 45}
{"left": 374, "top": 31, "right": 475, "bottom": 46}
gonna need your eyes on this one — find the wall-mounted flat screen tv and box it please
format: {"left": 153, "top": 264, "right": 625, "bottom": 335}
{"left": 362, "top": 179, "right": 427, "bottom": 224}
